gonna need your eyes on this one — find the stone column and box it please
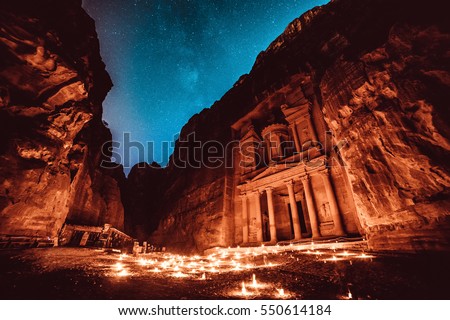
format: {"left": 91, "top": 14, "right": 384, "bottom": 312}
{"left": 286, "top": 180, "right": 302, "bottom": 240}
{"left": 265, "top": 187, "right": 277, "bottom": 243}
{"left": 254, "top": 191, "right": 263, "bottom": 242}
{"left": 240, "top": 194, "right": 249, "bottom": 244}
{"left": 291, "top": 124, "right": 301, "bottom": 153}
{"left": 300, "top": 175, "right": 321, "bottom": 238}
{"left": 320, "top": 170, "right": 345, "bottom": 236}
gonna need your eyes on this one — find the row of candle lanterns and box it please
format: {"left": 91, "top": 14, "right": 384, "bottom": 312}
{"left": 110, "top": 242, "right": 375, "bottom": 299}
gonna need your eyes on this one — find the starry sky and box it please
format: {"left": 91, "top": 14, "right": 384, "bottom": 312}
{"left": 82, "top": 0, "right": 328, "bottom": 173}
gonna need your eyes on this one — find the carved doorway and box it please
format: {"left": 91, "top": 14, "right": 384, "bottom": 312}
{"left": 287, "top": 200, "right": 308, "bottom": 238}
{"left": 262, "top": 210, "right": 270, "bottom": 242}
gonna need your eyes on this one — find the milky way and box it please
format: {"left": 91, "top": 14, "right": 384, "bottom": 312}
{"left": 82, "top": 0, "right": 329, "bottom": 173}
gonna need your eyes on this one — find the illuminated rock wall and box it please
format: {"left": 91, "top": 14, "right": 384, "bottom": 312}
{"left": 0, "top": 0, "right": 125, "bottom": 238}
{"left": 149, "top": 0, "right": 449, "bottom": 252}
{"left": 320, "top": 24, "right": 450, "bottom": 251}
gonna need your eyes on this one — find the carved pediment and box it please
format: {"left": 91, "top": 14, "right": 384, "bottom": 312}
{"left": 240, "top": 124, "right": 261, "bottom": 142}
{"left": 251, "top": 164, "right": 285, "bottom": 182}
{"left": 281, "top": 103, "right": 310, "bottom": 123}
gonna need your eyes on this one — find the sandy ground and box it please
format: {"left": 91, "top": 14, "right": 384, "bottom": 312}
{"left": 0, "top": 246, "right": 449, "bottom": 299}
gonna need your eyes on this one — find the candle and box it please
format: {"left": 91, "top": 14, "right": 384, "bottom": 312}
{"left": 137, "top": 258, "right": 147, "bottom": 266}
{"left": 173, "top": 271, "right": 188, "bottom": 278}
{"left": 241, "top": 282, "right": 247, "bottom": 295}
{"left": 117, "top": 269, "right": 129, "bottom": 277}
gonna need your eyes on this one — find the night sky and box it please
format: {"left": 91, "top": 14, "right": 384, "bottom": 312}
{"left": 82, "top": 0, "right": 328, "bottom": 173}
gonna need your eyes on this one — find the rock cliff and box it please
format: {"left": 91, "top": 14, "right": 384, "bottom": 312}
{"left": 0, "top": 0, "right": 125, "bottom": 239}
{"left": 148, "top": 0, "right": 450, "bottom": 252}
{"left": 1, "top": 0, "right": 448, "bottom": 253}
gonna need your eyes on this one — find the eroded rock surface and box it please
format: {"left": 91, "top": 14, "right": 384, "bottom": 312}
{"left": 148, "top": 0, "right": 450, "bottom": 252}
{"left": 0, "top": 0, "right": 124, "bottom": 238}
{"left": 1, "top": 0, "right": 448, "bottom": 253}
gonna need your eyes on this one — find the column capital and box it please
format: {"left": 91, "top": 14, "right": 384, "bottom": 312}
{"left": 239, "top": 192, "right": 247, "bottom": 198}
{"left": 253, "top": 190, "right": 262, "bottom": 196}
{"left": 284, "top": 179, "right": 294, "bottom": 187}
{"left": 300, "top": 174, "right": 310, "bottom": 182}
{"left": 318, "top": 168, "right": 331, "bottom": 177}
{"left": 265, "top": 186, "right": 274, "bottom": 193}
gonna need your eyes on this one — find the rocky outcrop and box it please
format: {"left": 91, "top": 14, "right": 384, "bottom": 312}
{"left": 149, "top": 0, "right": 450, "bottom": 252}
{"left": 1, "top": 0, "right": 448, "bottom": 253}
{"left": 0, "top": 0, "right": 124, "bottom": 239}
{"left": 320, "top": 22, "right": 450, "bottom": 251}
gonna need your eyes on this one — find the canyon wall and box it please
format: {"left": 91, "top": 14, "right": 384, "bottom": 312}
{"left": 149, "top": 0, "right": 450, "bottom": 252}
{"left": 0, "top": 0, "right": 448, "bottom": 253}
{"left": 0, "top": 0, "right": 125, "bottom": 239}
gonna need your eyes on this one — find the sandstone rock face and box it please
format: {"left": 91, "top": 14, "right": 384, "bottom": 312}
{"left": 149, "top": 0, "right": 450, "bottom": 252}
{"left": 0, "top": 0, "right": 124, "bottom": 239}
{"left": 320, "top": 23, "right": 450, "bottom": 251}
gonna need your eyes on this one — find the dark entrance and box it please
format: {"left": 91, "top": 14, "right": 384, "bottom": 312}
{"left": 288, "top": 201, "right": 308, "bottom": 238}
{"left": 262, "top": 210, "right": 270, "bottom": 242}
{"left": 68, "top": 231, "right": 84, "bottom": 246}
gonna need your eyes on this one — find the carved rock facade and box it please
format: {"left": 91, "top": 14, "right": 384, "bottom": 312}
{"left": 150, "top": 0, "right": 450, "bottom": 253}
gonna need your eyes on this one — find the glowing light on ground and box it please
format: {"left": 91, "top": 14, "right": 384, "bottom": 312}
{"left": 172, "top": 271, "right": 188, "bottom": 278}
{"left": 137, "top": 258, "right": 149, "bottom": 266}
{"left": 106, "top": 240, "right": 372, "bottom": 299}
{"left": 324, "top": 255, "right": 344, "bottom": 262}
{"left": 116, "top": 269, "right": 130, "bottom": 277}
{"left": 241, "top": 282, "right": 249, "bottom": 296}
{"left": 356, "top": 253, "right": 374, "bottom": 259}
{"left": 277, "top": 288, "right": 285, "bottom": 297}
{"left": 306, "top": 250, "right": 323, "bottom": 255}
{"left": 337, "top": 251, "right": 355, "bottom": 257}
{"left": 339, "top": 289, "right": 353, "bottom": 300}
{"left": 252, "top": 274, "right": 257, "bottom": 288}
